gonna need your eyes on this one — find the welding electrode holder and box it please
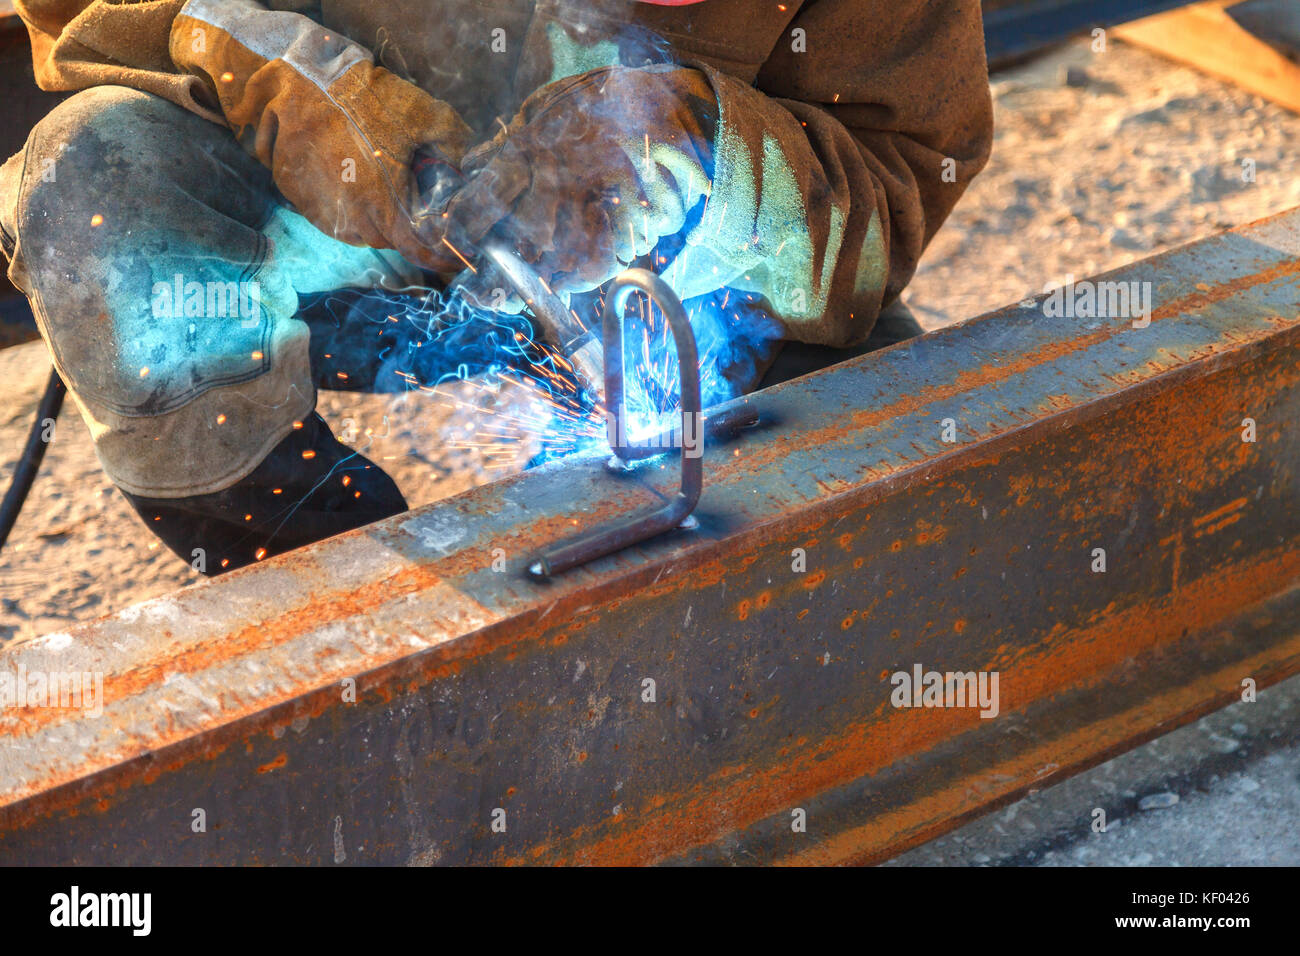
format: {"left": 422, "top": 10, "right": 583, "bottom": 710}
{"left": 527, "top": 269, "right": 710, "bottom": 580}
{"left": 414, "top": 158, "right": 617, "bottom": 395}
{"left": 478, "top": 242, "right": 607, "bottom": 399}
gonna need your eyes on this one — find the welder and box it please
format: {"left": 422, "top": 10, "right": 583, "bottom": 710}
{"left": 0, "top": 0, "right": 992, "bottom": 573}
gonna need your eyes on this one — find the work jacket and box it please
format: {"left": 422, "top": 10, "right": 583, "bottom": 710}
{"left": 14, "top": 0, "right": 993, "bottom": 346}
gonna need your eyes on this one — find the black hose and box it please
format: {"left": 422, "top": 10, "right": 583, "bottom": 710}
{"left": 0, "top": 365, "right": 65, "bottom": 550}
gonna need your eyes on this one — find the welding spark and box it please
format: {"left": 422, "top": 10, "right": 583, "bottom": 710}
{"left": 441, "top": 237, "right": 477, "bottom": 273}
{"left": 295, "top": 249, "right": 779, "bottom": 474}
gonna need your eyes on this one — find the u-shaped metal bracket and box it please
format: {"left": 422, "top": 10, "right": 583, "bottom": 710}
{"left": 528, "top": 269, "right": 710, "bottom": 579}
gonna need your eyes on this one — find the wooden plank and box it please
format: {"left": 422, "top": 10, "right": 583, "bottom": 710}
{"left": 1114, "top": 0, "right": 1300, "bottom": 112}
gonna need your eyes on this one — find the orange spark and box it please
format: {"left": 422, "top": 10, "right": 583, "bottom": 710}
{"left": 441, "top": 237, "right": 476, "bottom": 272}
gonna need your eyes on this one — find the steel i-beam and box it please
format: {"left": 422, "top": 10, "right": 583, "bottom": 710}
{"left": 1, "top": 209, "right": 1298, "bottom": 865}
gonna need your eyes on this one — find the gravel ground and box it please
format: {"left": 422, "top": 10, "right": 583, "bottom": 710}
{"left": 1, "top": 34, "right": 1298, "bottom": 865}
{"left": 905, "top": 35, "right": 1300, "bottom": 327}
{"left": 0, "top": 348, "right": 541, "bottom": 645}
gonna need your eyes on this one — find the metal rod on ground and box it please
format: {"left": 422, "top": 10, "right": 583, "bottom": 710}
{"left": 0, "top": 365, "right": 65, "bottom": 550}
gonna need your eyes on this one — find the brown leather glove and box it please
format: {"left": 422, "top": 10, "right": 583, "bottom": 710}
{"left": 170, "top": 0, "right": 472, "bottom": 272}
{"left": 446, "top": 65, "right": 717, "bottom": 305}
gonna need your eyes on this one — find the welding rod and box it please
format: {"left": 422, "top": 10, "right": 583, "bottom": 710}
{"left": 411, "top": 149, "right": 606, "bottom": 399}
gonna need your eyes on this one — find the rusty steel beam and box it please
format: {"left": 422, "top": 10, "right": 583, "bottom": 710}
{"left": 2, "top": 209, "right": 1299, "bottom": 865}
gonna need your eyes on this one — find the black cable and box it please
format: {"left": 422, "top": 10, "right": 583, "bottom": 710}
{"left": 0, "top": 365, "right": 65, "bottom": 550}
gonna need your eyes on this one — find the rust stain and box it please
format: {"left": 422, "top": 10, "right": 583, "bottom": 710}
{"left": 1195, "top": 513, "right": 1244, "bottom": 538}
{"left": 1193, "top": 497, "right": 1248, "bottom": 527}
{"left": 256, "top": 754, "right": 287, "bottom": 774}
{"left": 503, "top": 545, "right": 1299, "bottom": 865}
{"left": 777, "top": 637, "right": 1300, "bottom": 866}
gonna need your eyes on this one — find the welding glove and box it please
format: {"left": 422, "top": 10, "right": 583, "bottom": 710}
{"left": 170, "top": 0, "right": 473, "bottom": 273}
{"left": 446, "top": 65, "right": 717, "bottom": 308}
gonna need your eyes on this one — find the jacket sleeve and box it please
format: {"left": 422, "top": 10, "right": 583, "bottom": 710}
{"left": 168, "top": 0, "right": 472, "bottom": 265}
{"left": 15, "top": 0, "right": 472, "bottom": 264}
{"left": 13, "top": 0, "right": 222, "bottom": 121}
{"left": 675, "top": 0, "right": 993, "bottom": 346}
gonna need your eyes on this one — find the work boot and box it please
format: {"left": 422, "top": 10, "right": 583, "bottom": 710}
{"left": 120, "top": 412, "right": 407, "bottom": 575}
